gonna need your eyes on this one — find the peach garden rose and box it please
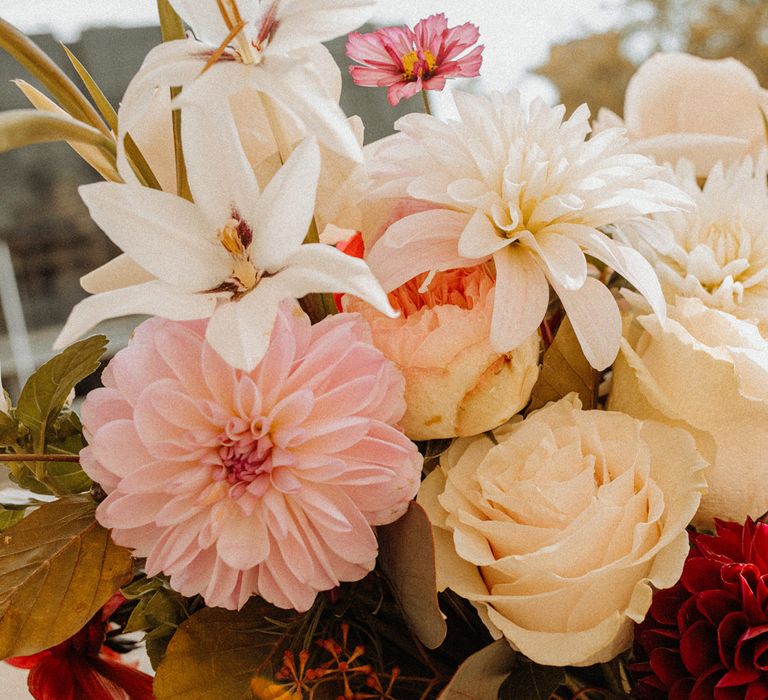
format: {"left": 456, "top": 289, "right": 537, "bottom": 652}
{"left": 344, "top": 265, "right": 540, "bottom": 440}
{"left": 418, "top": 394, "right": 706, "bottom": 667}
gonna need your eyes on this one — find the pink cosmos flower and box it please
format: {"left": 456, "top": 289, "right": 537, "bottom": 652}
{"left": 346, "top": 13, "right": 484, "bottom": 106}
{"left": 80, "top": 303, "right": 422, "bottom": 613}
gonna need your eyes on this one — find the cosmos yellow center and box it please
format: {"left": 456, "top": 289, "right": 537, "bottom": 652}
{"left": 401, "top": 51, "right": 419, "bottom": 80}
{"left": 423, "top": 49, "right": 438, "bottom": 73}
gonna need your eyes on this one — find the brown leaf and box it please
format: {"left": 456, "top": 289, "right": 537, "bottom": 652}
{"left": 153, "top": 599, "right": 296, "bottom": 700}
{"left": 377, "top": 502, "right": 447, "bottom": 649}
{"left": 0, "top": 495, "right": 133, "bottom": 657}
{"left": 528, "top": 316, "right": 599, "bottom": 412}
{"left": 438, "top": 640, "right": 517, "bottom": 700}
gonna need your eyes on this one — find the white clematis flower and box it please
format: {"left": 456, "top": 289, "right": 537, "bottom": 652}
{"left": 367, "top": 90, "right": 692, "bottom": 370}
{"left": 56, "top": 120, "right": 395, "bottom": 371}
{"left": 119, "top": 0, "right": 374, "bottom": 163}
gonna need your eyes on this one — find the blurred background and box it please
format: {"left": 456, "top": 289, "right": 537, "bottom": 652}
{"left": 0, "top": 0, "right": 766, "bottom": 401}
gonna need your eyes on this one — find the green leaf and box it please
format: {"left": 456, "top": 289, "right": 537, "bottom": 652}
{"left": 0, "top": 506, "right": 24, "bottom": 532}
{"left": 0, "top": 412, "right": 17, "bottom": 447}
{"left": 499, "top": 662, "right": 566, "bottom": 700}
{"left": 153, "top": 599, "right": 297, "bottom": 700}
{"left": 60, "top": 44, "right": 118, "bottom": 133}
{"left": 528, "top": 316, "right": 598, "bottom": 412}
{"left": 438, "top": 640, "right": 517, "bottom": 700}
{"left": 157, "top": 0, "right": 186, "bottom": 42}
{"left": 17, "top": 335, "right": 107, "bottom": 452}
{"left": 0, "top": 495, "right": 134, "bottom": 657}
{"left": 0, "top": 110, "right": 117, "bottom": 164}
{"left": 0, "top": 18, "right": 108, "bottom": 133}
{"left": 377, "top": 501, "right": 448, "bottom": 649}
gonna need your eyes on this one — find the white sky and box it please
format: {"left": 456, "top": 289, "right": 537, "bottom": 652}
{"left": 1, "top": 0, "right": 624, "bottom": 107}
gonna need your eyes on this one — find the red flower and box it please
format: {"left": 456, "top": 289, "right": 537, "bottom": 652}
{"left": 334, "top": 231, "right": 365, "bottom": 312}
{"left": 6, "top": 595, "right": 155, "bottom": 700}
{"left": 633, "top": 519, "right": 768, "bottom": 699}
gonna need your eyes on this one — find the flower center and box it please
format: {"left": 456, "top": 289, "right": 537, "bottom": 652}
{"left": 389, "top": 265, "right": 494, "bottom": 318}
{"left": 401, "top": 49, "right": 439, "bottom": 82}
{"left": 216, "top": 436, "right": 273, "bottom": 485}
{"left": 699, "top": 220, "right": 744, "bottom": 267}
{"left": 217, "top": 214, "right": 262, "bottom": 293}
{"left": 401, "top": 51, "right": 420, "bottom": 80}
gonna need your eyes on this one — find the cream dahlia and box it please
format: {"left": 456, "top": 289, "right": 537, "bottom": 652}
{"left": 620, "top": 154, "right": 768, "bottom": 328}
{"left": 80, "top": 304, "right": 422, "bottom": 612}
{"left": 366, "top": 90, "right": 690, "bottom": 369}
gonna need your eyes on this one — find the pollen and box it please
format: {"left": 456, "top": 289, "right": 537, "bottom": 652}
{"left": 218, "top": 218, "right": 259, "bottom": 291}
{"left": 218, "top": 219, "right": 246, "bottom": 255}
{"left": 401, "top": 51, "right": 419, "bottom": 80}
{"left": 423, "top": 49, "right": 438, "bottom": 74}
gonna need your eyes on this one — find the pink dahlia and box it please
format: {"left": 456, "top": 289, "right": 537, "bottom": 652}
{"left": 80, "top": 304, "right": 422, "bottom": 612}
{"left": 633, "top": 519, "right": 768, "bottom": 698}
{"left": 346, "top": 13, "right": 484, "bottom": 106}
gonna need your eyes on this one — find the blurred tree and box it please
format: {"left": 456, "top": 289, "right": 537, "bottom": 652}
{"left": 535, "top": 0, "right": 768, "bottom": 116}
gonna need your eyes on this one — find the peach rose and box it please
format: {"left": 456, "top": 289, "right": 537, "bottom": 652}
{"left": 595, "top": 53, "right": 768, "bottom": 177}
{"left": 344, "top": 265, "right": 540, "bottom": 440}
{"left": 608, "top": 295, "right": 768, "bottom": 527}
{"left": 418, "top": 394, "right": 706, "bottom": 666}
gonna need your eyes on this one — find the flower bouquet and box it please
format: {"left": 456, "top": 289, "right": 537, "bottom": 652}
{"left": 1, "top": 2, "right": 768, "bottom": 698}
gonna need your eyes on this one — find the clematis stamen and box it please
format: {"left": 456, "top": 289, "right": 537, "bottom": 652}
{"left": 200, "top": 19, "right": 248, "bottom": 75}
{"left": 214, "top": 0, "right": 257, "bottom": 64}
{"left": 254, "top": 1, "right": 279, "bottom": 53}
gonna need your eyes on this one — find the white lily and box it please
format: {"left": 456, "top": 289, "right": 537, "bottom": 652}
{"left": 56, "top": 113, "right": 395, "bottom": 371}
{"left": 118, "top": 0, "right": 374, "bottom": 164}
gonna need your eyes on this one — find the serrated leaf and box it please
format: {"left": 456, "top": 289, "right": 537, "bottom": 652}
{"left": 377, "top": 502, "right": 447, "bottom": 649}
{"left": 153, "top": 599, "right": 297, "bottom": 700}
{"left": 438, "top": 640, "right": 516, "bottom": 700}
{"left": 528, "top": 316, "right": 598, "bottom": 412}
{"left": 17, "top": 335, "right": 107, "bottom": 452}
{"left": 0, "top": 495, "right": 133, "bottom": 657}
{"left": 499, "top": 662, "right": 566, "bottom": 700}
{"left": 0, "top": 110, "right": 116, "bottom": 166}
{"left": 0, "top": 18, "right": 108, "bottom": 132}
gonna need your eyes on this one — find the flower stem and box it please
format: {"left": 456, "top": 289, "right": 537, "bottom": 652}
{"left": 0, "top": 453, "right": 80, "bottom": 462}
{"left": 421, "top": 90, "right": 432, "bottom": 116}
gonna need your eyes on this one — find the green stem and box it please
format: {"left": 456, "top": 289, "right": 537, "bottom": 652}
{"left": 421, "top": 90, "right": 432, "bottom": 116}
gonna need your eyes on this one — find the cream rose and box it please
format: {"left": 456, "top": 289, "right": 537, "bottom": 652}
{"left": 418, "top": 394, "right": 706, "bottom": 667}
{"left": 344, "top": 265, "right": 540, "bottom": 440}
{"left": 595, "top": 53, "right": 768, "bottom": 177}
{"left": 609, "top": 295, "right": 768, "bottom": 526}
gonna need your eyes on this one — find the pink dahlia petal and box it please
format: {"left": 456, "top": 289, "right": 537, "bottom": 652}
{"left": 346, "top": 15, "right": 483, "bottom": 105}
{"left": 81, "top": 303, "right": 422, "bottom": 612}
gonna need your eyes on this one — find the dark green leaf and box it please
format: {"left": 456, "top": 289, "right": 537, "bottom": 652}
{"left": 0, "top": 495, "right": 134, "bottom": 657}
{"left": 153, "top": 599, "right": 297, "bottom": 700}
{"left": 0, "top": 506, "right": 24, "bottom": 531}
{"left": 438, "top": 640, "right": 516, "bottom": 700}
{"left": 378, "top": 501, "right": 447, "bottom": 649}
{"left": 17, "top": 335, "right": 107, "bottom": 451}
{"left": 0, "top": 412, "right": 17, "bottom": 446}
{"left": 500, "top": 661, "right": 566, "bottom": 700}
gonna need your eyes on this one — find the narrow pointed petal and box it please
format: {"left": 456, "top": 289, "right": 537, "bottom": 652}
{"left": 80, "top": 254, "right": 154, "bottom": 294}
{"left": 269, "top": 0, "right": 376, "bottom": 54}
{"left": 551, "top": 276, "right": 622, "bottom": 371}
{"left": 458, "top": 209, "right": 510, "bottom": 259}
{"left": 182, "top": 105, "right": 261, "bottom": 227}
{"left": 167, "top": 0, "right": 230, "bottom": 45}
{"left": 250, "top": 137, "right": 321, "bottom": 270}
{"left": 260, "top": 59, "right": 363, "bottom": 161}
{"left": 205, "top": 277, "right": 291, "bottom": 371}
{"left": 281, "top": 244, "right": 395, "bottom": 317}
{"left": 55, "top": 281, "right": 219, "bottom": 349}
{"left": 79, "top": 182, "right": 230, "bottom": 291}
{"left": 523, "top": 231, "right": 588, "bottom": 291}
{"left": 490, "top": 246, "right": 548, "bottom": 352}
{"left": 117, "top": 40, "right": 208, "bottom": 181}
{"left": 367, "top": 209, "right": 475, "bottom": 291}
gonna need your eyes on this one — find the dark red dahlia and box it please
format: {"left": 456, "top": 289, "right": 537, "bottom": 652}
{"left": 633, "top": 519, "right": 768, "bottom": 699}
